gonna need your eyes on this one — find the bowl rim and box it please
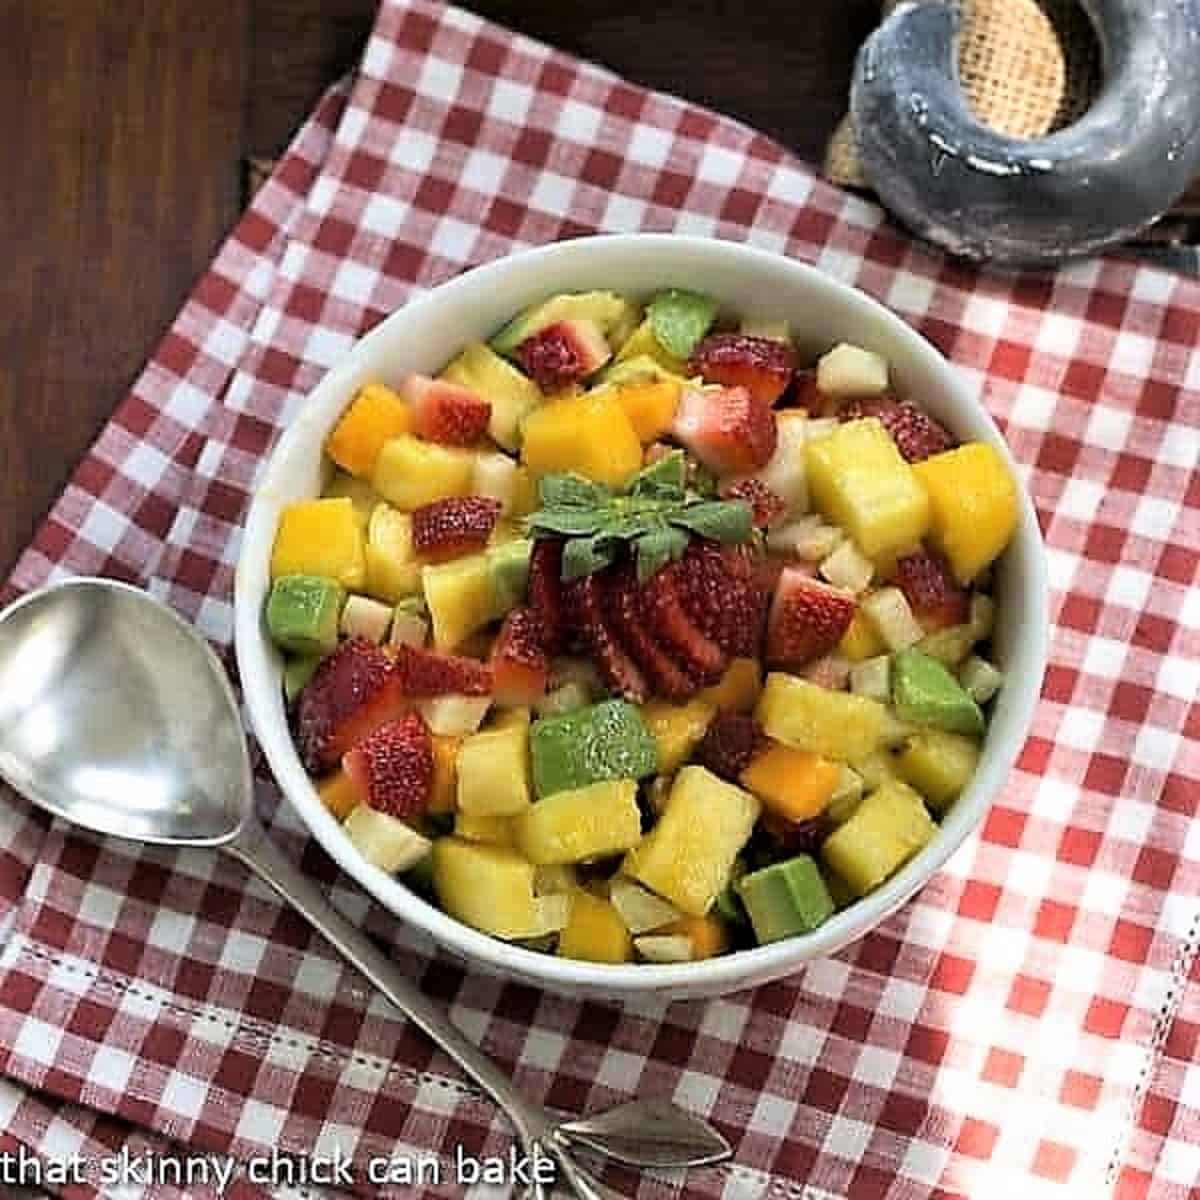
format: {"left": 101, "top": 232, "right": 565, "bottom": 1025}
{"left": 234, "top": 233, "right": 1049, "bottom": 993}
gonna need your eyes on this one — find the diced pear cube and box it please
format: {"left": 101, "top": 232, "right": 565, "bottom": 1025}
{"left": 819, "top": 539, "right": 874, "bottom": 594}
{"left": 805, "top": 419, "right": 930, "bottom": 561}
{"left": 457, "top": 722, "right": 530, "bottom": 817}
{"left": 473, "top": 451, "right": 521, "bottom": 514}
{"left": 959, "top": 655, "right": 1003, "bottom": 704}
{"left": 634, "top": 935, "right": 694, "bottom": 963}
{"left": 432, "top": 838, "right": 538, "bottom": 939}
{"left": 624, "top": 766, "right": 760, "bottom": 916}
{"left": 340, "top": 595, "right": 392, "bottom": 643}
{"left": 417, "top": 694, "right": 491, "bottom": 736}
{"left": 816, "top": 343, "right": 889, "bottom": 399}
{"left": 343, "top": 805, "right": 432, "bottom": 874}
{"left": 372, "top": 434, "right": 475, "bottom": 511}
{"left": 270, "top": 498, "right": 366, "bottom": 590}
{"left": 756, "top": 673, "right": 887, "bottom": 764}
{"left": 862, "top": 586, "right": 925, "bottom": 651}
{"left": 513, "top": 779, "right": 641, "bottom": 865}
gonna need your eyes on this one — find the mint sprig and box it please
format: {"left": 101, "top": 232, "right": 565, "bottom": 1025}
{"left": 527, "top": 451, "right": 752, "bottom": 582}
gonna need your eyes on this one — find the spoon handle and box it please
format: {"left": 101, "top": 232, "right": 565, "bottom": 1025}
{"left": 225, "top": 821, "right": 553, "bottom": 1148}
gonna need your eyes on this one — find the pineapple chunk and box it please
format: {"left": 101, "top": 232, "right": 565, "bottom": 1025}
{"left": 913, "top": 443, "right": 1018, "bottom": 583}
{"left": 422, "top": 553, "right": 494, "bottom": 649}
{"left": 428, "top": 734, "right": 461, "bottom": 815}
{"left": 343, "top": 805, "right": 432, "bottom": 874}
{"left": 440, "top": 341, "right": 543, "bottom": 452}
{"left": 558, "top": 892, "right": 633, "bottom": 964}
{"left": 816, "top": 343, "right": 889, "bottom": 399}
{"left": 805, "top": 418, "right": 930, "bottom": 561}
{"left": 740, "top": 743, "right": 840, "bottom": 823}
{"left": 432, "top": 838, "right": 538, "bottom": 938}
{"left": 454, "top": 811, "right": 516, "bottom": 845}
{"left": 456, "top": 722, "right": 530, "bottom": 817}
{"left": 896, "top": 730, "right": 980, "bottom": 811}
{"left": 612, "top": 378, "right": 682, "bottom": 443}
{"left": 521, "top": 392, "right": 643, "bottom": 488}
{"left": 363, "top": 504, "right": 421, "bottom": 603}
{"left": 372, "top": 434, "right": 475, "bottom": 511}
{"left": 325, "top": 382, "right": 412, "bottom": 478}
{"left": 695, "top": 658, "right": 762, "bottom": 713}
{"left": 270, "top": 498, "right": 365, "bottom": 590}
{"left": 639, "top": 698, "right": 715, "bottom": 774}
{"left": 513, "top": 779, "right": 641, "bottom": 865}
{"left": 324, "top": 471, "right": 382, "bottom": 527}
{"left": 821, "top": 781, "right": 937, "bottom": 897}
{"left": 756, "top": 674, "right": 887, "bottom": 764}
{"left": 624, "top": 766, "right": 759, "bottom": 917}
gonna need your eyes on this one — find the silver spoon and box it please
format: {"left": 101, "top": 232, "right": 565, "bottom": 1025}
{"left": 0, "top": 578, "right": 732, "bottom": 1197}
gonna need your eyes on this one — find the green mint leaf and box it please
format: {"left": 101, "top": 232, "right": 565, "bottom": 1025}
{"left": 635, "top": 526, "right": 688, "bottom": 582}
{"left": 648, "top": 289, "right": 719, "bottom": 360}
{"left": 561, "top": 534, "right": 619, "bottom": 581}
{"left": 629, "top": 450, "right": 686, "bottom": 502}
{"left": 527, "top": 506, "right": 606, "bottom": 536}
{"left": 671, "top": 499, "right": 753, "bottom": 543}
{"left": 538, "top": 472, "right": 611, "bottom": 510}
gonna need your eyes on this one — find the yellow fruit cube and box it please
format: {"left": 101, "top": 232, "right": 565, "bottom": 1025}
{"left": 372, "top": 434, "right": 475, "bottom": 511}
{"left": 663, "top": 913, "right": 729, "bottom": 960}
{"left": 454, "top": 811, "right": 516, "bottom": 845}
{"left": 838, "top": 611, "right": 886, "bottom": 662}
{"left": 427, "top": 735, "right": 461, "bottom": 815}
{"left": 521, "top": 392, "right": 643, "bottom": 488}
{"left": 270, "top": 497, "right": 365, "bottom": 589}
{"left": 821, "top": 781, "right": 937, "bottom": 897}
{"left": 805, "top": 418, "right": 930, "bottom": 561}
{"left": 363, "top": 504, "right": 421, "bottom": 602}
{"left": 432, "top": 838, "right": 537, "bottom": 938}
{"left": 624, "top": 766, "right": 760, "bottom": 916}
{"left": 612, "top": 379, "right": 682, "bottom": 442}
{"left": 510, "top": 466, "right": 539, "bottom": 517}
{"left": 317, "top": 770, "right": 359, "bottom": 821}
{"left": 696, "top": 658, "right": 763, "bottom": 713}
{"left": 740, "top": 743, "right": 840, "bottom": 823}
{"left": 325, "top": 383, "right": 412, "bottom": 478}
{"left": 513, "top": 779, "right": 641, "bottom": 865}
{"left": 558, "top": 892, "right": 633, "bottom": 964}
{"left": 639, "top": 698, "right": 715, "bottom": 774}
{"left": 456, "top": 722, "right": 530, "bottom": 817}
{"left": 896, "top": 730, "right": 980, "bottom": 811}
{"left": 913, "top": 442, "right": 1018, "bottom": 583}
{"left": 422, "top": 553, "right": 494, "bottom": 650}
{"left": 324, "top": 470, "right": 382, "bottom": 528}
{"left": 756, "top": 673, "right": 886, "bottom": 764}
{"left": 614, "top": 317, "right": 688, "bottom": 375}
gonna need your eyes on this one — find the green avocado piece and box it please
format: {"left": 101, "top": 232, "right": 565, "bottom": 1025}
{"left": 530, "top": 699, "right": 659, "bottom": 798}
{"left": 282, "top": 654, "right": 321, "bottom": 704}
{"left": 892, "top": 648, "right": 985, "bottom": 737}
{"left": 266, "top": 574, "right": 344, "bottom": 657}
{"left": 490, "top": 290, "right": 641, "bottom": 357}
{"left": 486, "top": 538, "right": 532, "bottom": 618}
{"left": 440, "top": 342, "right": 542, "bottom": 451}
{"left": 647, "top": 288, "right": 719, "bottom": 360}
{"left": 737, "top": 855, "right": 834, "bottom": 944}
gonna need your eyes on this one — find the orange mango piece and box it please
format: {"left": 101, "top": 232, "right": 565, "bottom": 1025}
{"left": 614, "top": 379, "right": 682, "bottom": 443}
{"left": 318, "top": 771, "right": 360, "bottom": 821}
{"left": 740, "top": 743, "right": 840, "bottom": 823}
{"left": 696, "top": 658, "right": 762, "bottom": 713}
{"left": 326, "top": 383, "right": 412, "bottom": 478}
{"left": 664, "top": 913, "right": 729, "bottom": 960}
{"left": 428, "top": 735, "right": 462, "bottom": 814}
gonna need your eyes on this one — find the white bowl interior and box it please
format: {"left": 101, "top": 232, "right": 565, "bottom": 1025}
{"left": 235, "top": 235, "right": 1047, "bottom": 1000}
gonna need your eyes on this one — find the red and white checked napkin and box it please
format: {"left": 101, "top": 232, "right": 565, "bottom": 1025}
{"left": 1, "top": 2, "right": 1197, "bottom": 1197}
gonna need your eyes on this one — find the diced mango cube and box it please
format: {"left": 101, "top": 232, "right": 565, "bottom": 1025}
{"left": 805, "top": 419, "right": 930, "bottom": 561}
{"left": 428, "top": 734, "right": 461, "bottom": 815}
{"left": 326, "top": 383, "right": 412, "bottom": 478}
{"left": 663, "top": 913, "right": 729, "bottom": 960}
{"left": 513, "top": 779, "right": 641, "bottom": 865}
{"left": 913, "top": 442, "right": 1018, "bottom": 583}
{"left": 756, "top": 673, "right": 886, "bottom": 764}
{"left": 696, "top": 658, "right": 762, "bottom": 713}
{"left": 432, "top": 838, "right": 537, "bottom": 938}
{"left": 740, "top": 743, "right": 840, "bottom": 823}
{"left": 521, "top": 392, "right": 643, "bottom": 488}
{"left": 639, "top": 698, "right": 715, "bottom": 774}
{"left": 317, "top": 770, "right": 359, "bottom": 820}
{"left": 372, "top": 434, "right": 475, "bottom": 511}
{"left": 613, "top": 379, "right": 682, "bottom": 442}
{"left": 364, "top": 504, "right": 421, "bottom": 603}
{"left": 270, "top": 497, "right": 365, "bottom": 589}
{"left": 558, "top": 892, "right": 633, "bottom": 964}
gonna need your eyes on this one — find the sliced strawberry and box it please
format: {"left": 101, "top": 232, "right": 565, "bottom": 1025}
{"left": 765, "top": 568, "right": 856, "bottom": 670}
{"left": 393, "top": 643, "right": 493, "bottom": 697}
{"left": 343, "top": 712, "right": 433, "bottom": 820}
{"left": 688, "top": 333, "right": 797, "bottom": 405}
{"left": 641, "top": 560, "right": 728, "bottom": 683}
{"left": 411, "top": 496, "right": 502, "bottom": 562}
{"left": 401, "top": 375, "right": 491, "bottom": 445}
{"left": 671, "top": 385, "right": 777, "bottom": 474}
{"left": 839, "top": 395, "right": 955, "bottom": 462}
{"left": 720, "top": 478, "right": 787, "bottom": 529}
{"left": 695, "top": 711, "right": 764, "bottom": 781}
{"left": 528, "top": 537, "right": 566, "bottom": 654}
{"left": 674, "top": 540, "right": 767, "bottom": 659}
{"left": 294, "top": 638, "right": 407, "bottom": 774}
{"left": 893, "top": 547, "right": 970, "bottom": 630}
{"left": 490, "top": 607, "right": 551, "bottom": 706}
{"left": 607, "top": 563, "right": 698, "bottom": 702}
{"left": 516, "top": 319, "right": 611, "bottom": 391}
{"left": 565, "top": 572, "right": 649, "bottom": 702}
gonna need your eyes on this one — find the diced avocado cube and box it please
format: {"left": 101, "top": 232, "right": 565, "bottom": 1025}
{"left": 646, "top": 289, "right": 719, "bottom": 360}
{"left": 530, "top": 699, "right": 658, "bottom": 799}
{"left": 737, "top": 855, "right": 834, "bottom": 943}
{"left": 265, "top": 574, "right": 344, "bottom": 656}
{"left": 487, "top": 537, "right": 532, "bottom": 617}
{"left": 282, "top": 654, "right": 321, "bottom": 703}
{"left": 892, "top": 648, "right": 985, "bottom": 737}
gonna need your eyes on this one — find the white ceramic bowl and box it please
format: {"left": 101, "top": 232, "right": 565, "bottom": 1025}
{"left": 235, "top": 234, "right": 1047, "bottom": 1001}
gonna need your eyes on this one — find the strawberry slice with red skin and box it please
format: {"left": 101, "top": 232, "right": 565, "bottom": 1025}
{"left": 765, "top": 568, "right": 856, "bottom": 670}
{"left": 720, "top": 478, "right": 787, "bottom": 529}
{"left": 695, "top": 711, "right": 764, "bottom": 782}
{"left": 401, "top": 375, "right": 492, "bottom": 445}
{"left": 294, "top": 638, "right": 407, "bottom": 774}
{"left": 411, "top": 497, "right": 502, "bottom": 562}
{"left": 641, "top": 560, "right": 728, "bottom": 684}
{"left": 688, "top": 333, "right": 798, "bottom": 405}
{"left": 490, "top": 607, "right": 551, "bottom": 706}
{"left": 839, "top": 395, "right": 955, "bottom": 462}
{"left": 393, "top": 643, "right": 493, "bottom": 696}
{"left": 893, "top": 547, "right": 970, "bottom": 630}
{"left": 674, "top": 540, "right": 767, "bottom": 659}
{"left": 606, "top": 563, "right": 699, "bottom": 702}
{"left": 343, "top": 712, "right": 434, "bottom": 820}
{"left": 671, "top": 385, "right": 777, "bottom": 474}
{"left": 516, "top": 319, "right": 611, "bottom": 391}
{"left": 565, "top": 572, "right": 649, "bottom": 702}
{"left": 528, "top": 537, "right": 567, "bottom": 654}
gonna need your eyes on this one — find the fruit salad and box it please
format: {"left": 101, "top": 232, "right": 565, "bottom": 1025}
{"left": 264, "top": 287, "right": 1019, "bottom": 964}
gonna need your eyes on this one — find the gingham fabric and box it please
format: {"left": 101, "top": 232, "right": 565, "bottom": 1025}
{"left": 0, "top": 2, "right": 1196, "bottom": 1197}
